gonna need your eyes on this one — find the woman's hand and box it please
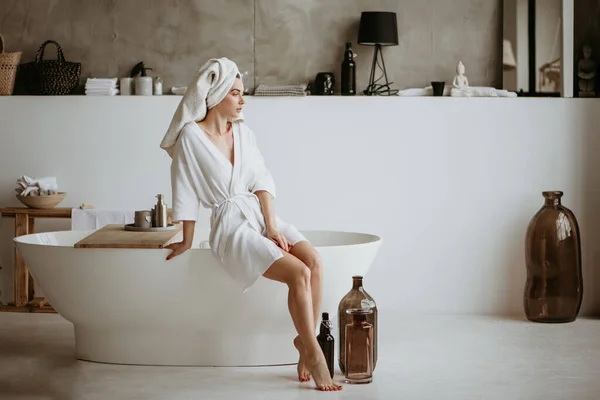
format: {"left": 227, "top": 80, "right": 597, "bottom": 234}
{"left": 266, "top": 227, "right": 292, "bottom": 252}
{"left": 165, "top": 221, "right": 195, "bottom": 261}
{"left": 255, "top": 191, "right": 291, "bottom": 252}
{"left": 165, "top": 241, "right": 191, "bottom": 260}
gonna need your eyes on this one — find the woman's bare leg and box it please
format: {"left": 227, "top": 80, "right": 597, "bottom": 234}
{"left": 263, "top": 252, "right": 342, "bottom": 391}
{"left": 290, "top": 241, "right": 323, "bottom": 328}
{"left": 289, "top": 241, "right": 323, "bottom": 380}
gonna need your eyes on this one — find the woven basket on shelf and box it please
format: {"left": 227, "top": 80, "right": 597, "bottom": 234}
{"left": 0, "top": 34, "right": 22, "bottom": 95}
{"left": 19, "top": 40, "right": 81, "bottom": 95}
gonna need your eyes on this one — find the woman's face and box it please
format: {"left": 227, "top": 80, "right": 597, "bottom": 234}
{"left": 214, "top": 77, "right": 245, "bottom": 118}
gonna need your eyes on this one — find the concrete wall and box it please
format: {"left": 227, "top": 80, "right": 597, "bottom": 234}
{"left": 0, "top": 0, "right": 502, "bottom": 94}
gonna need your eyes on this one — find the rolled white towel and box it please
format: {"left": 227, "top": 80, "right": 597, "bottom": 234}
{"left": 397, "top": 87, "right": 433, "bottom": 97}
{"left": 451, "top": 86, "right": 518, "bottom": 97}
{"left": 171, "top": 86, "right": 187, "bottom": 95}
{"left": 34, "top": 176, "right": 57, "bottom": 191}
{"left": 16, "top": 175, "right": 58, "bottom": 196}
{"left": 398, "top": 85, "right": 517, "bottom": 97}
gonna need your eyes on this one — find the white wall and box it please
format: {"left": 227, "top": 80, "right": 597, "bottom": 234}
{"left": 1, "top": 96, "right": 599, "bottom": 317}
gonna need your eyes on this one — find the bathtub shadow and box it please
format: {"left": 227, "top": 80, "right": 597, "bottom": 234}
{"left": 0, "top": 334, "right": 76, "bottom": 361}
{"left": 0, "top": 381, "right": 78, "bottom": 400}
{"left": 0, "top": 336, "right": 79, "bottom": 400}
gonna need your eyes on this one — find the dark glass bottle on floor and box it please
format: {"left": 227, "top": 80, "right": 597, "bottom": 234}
{"left": 344, "top": 308, "right": 374, "bottom": 384}
{"left": 341, "top": 42, "right": 356, "bottom": 95}
{"left": 524, "top": 191, "right": 583, "bottom": 323}
{"left": 338, "top": 276, "right": 377, "bottom": 374}
{"left": 316, "top": 312, "right": 335, "bottom": 378}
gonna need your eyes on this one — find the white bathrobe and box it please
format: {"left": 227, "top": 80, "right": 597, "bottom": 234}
{"left": 170, "top": 121, "right": 307, "bottom": 292}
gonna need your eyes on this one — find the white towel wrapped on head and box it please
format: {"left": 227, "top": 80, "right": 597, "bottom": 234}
{"left": 160, "top": 57, "right": 244, "bottom": 158}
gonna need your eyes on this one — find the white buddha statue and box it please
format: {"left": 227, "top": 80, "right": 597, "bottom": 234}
{"left": 451, "top": 61, "right": 474, "bottom": 97}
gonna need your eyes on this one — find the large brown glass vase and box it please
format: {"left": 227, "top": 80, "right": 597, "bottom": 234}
{"left": 338, "top": 276, "right": 377, "bottom": 374}
{"left": 524, "top": 191, "right": 583, "bottom": 323}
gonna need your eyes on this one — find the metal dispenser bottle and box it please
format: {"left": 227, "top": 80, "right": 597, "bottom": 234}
{"left": 152, "top": 194, "right": 168, "bottom": 227}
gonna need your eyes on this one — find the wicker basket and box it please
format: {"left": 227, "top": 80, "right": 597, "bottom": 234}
{"left": 0, "top": 34, "right": 22, "bottom": 95}
{"left": 19, "top": 40, "right": 81, "bottom": 96}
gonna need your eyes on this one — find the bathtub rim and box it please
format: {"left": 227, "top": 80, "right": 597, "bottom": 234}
{"left": 13, "top": 229, "right": 383, "bottom": 250}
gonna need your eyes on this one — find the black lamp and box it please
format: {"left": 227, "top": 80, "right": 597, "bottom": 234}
{"left": 358, "top": 11, "right": 399, "bottom": 95}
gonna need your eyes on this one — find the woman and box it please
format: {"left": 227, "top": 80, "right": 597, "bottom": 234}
{"left": 159, "top": 58, "right": 342, "bottom": 392}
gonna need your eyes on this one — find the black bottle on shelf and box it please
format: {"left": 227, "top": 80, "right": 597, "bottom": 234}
{"left": 317, "top": 312, "right": 335, "bottom": 378}
{"left": 341, "top": 42, "right": 356, "bottom": 95}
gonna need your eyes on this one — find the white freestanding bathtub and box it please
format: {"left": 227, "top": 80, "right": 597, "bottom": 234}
{"left": 13, "top": 228, "right": 382, "bottom": 367}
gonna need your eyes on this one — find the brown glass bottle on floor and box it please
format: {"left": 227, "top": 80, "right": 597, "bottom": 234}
{"left": 316, "top": 312, "right": 334, "bottom": 378}
{"left": 524, "top": 191, "right": 583, "bottom": 323}
{"left": 338, "top": 276, "right": 377, "bottom": 374}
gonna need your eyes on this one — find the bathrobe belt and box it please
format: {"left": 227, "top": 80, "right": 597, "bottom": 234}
{"left": 212, "top": 192, "right": 262, "bottom": 260}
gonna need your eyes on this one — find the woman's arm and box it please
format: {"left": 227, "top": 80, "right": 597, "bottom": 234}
{"left": 255, "top": 190, "right": 277, "bottom": 231}
{"left": 255, "top": 190, "right": 291, "bottom": 251}
{"left": 166, "top": 220, "right": 195, "bottom": 260}
{"left": 166, "top": 128, "right": 201, "bottom": 260}
{"left": 248, "top": 127, "right": 290, "bottom": 251}
{"left": 182, "top": 220, "right": 195, "bottom": 246}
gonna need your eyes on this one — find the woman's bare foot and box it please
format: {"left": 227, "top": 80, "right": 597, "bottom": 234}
{"left": 293, "top": 336, "right": 310, "bottom": 382}
{"left": 305, "top": 354, "right": 342, "bottom": 391}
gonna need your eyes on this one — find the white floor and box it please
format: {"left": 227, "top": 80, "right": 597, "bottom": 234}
{"left": 0, "top": 313, "right": 598, "bottom": 400}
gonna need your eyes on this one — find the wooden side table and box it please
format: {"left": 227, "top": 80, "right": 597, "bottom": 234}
{"left": 0, "top": 207, "right": 175, "bottom": 313}
{"left": 0, "top": 207, "right": 72, "bottom": 313}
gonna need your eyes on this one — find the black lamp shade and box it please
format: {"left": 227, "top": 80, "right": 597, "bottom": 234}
{"left": 358, "top": 11, "right": 398, "bottom": 46}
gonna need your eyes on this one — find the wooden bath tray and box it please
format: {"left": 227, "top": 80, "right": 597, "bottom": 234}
{"left": 74, "top": 224, "right": 182, "bottom": 249}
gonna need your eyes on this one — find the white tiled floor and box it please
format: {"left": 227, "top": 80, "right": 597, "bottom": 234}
{"left": 0, "top": 312, "right": 599, "bottom": 399}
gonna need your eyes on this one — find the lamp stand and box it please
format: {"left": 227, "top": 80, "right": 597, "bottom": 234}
{"left": 364, "top": 44, "right": 398, "bottom": 96}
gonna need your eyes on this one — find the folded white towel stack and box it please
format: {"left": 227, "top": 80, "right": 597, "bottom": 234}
{"left": 253, "top": 83, "right": 309, "bottom": 96}
{"left": 85, "top": 78, "right": 119, "bottom": 96}
{"left": 15, "top": 175, "right": 58, "bottom": 196}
